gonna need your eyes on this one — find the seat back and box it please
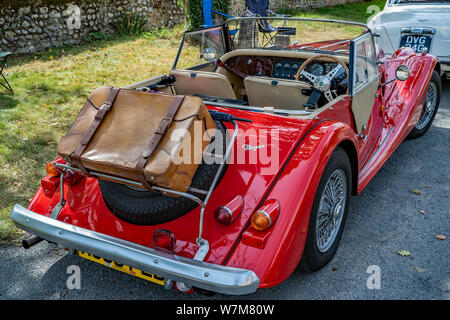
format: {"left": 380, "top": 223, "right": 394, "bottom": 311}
{"left": 244, "top": 76, "right": 310, "bottom": 110}
{"left": 246, "top": 0, "right": 269, "bottom": 16}
{"left": 170, "top": 69, "right": 237, "bottom": 100}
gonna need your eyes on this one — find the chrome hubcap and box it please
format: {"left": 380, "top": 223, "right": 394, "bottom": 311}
{"left": 416, "top": 82, "right": 437, "bottom": 130}
{"left": 316, "top": 169, "right": 347, "bottom": 253}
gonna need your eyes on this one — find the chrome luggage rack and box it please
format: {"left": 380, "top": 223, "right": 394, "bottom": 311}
{"left": 53, "top": 120, "right": 239, "bottom": 261}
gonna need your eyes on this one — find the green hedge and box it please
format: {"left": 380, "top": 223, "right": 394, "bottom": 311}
{"left": 186, "top": 0, "right": 231, "bottom": 30}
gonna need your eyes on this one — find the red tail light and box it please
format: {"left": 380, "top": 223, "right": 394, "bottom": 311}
{"left": 42, "top": 159, "right": 84, "bottom": 198}
{"left": 214, "top": 195, "right": 244, "bottom": 225}
{"left": 63, "top": 170, "right": 83, "bottom": 185}
{"left": 153, "top": 229, "right": 175, "bottom": 252}
{"left": 41, "top": 176, "right": 60, "bottom": 198}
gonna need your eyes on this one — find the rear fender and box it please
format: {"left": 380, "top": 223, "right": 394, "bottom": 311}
{"left": 225, "top": 121, "right": 359, "bottom": 288}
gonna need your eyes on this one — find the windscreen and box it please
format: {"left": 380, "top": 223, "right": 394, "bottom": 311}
{"left": 225, "top": 18, "right": 367, "bottom": 55}
{"left": 173, "top": 26, "right": 227, "bottom": 70}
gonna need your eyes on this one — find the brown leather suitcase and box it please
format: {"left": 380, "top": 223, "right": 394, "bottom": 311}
{"left": 57, "top": 86, "right": 216, "bottom": 193}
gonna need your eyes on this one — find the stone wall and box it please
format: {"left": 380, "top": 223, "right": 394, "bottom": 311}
{"left": 1, "top": 0, "right": 361, "bottom": 54}
{"left": 0, "top": 0, "right": 184, "bottom": 54}
{"left": 229, "top": 0, "right": 247, "bottom": 17}
{"left": 229, "top": 0, "right": 357, "bottom": 16}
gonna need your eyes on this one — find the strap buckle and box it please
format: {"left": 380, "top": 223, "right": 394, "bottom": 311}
{"left": 95, "top": 102, "right": 112, "bottom": 120}
{"left": 155, "top": 117, "right": 173, "bottom": 135}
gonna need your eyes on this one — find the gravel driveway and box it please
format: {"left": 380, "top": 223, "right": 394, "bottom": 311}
{"left": 1, "top": 80, "right": 449, "bottom": 300}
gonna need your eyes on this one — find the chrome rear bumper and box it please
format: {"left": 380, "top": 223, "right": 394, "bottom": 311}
{"left": 10, "top": 204, "right": 259, "bottom": 295}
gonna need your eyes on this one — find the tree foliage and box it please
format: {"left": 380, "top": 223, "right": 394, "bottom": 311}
{"left": 185, "top": 0, "right": 231, "bottom": 30}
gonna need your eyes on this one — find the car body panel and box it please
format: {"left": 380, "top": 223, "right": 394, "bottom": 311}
{"left": 358, "top": 49, "right": 438, "bottom": 191}
{"left": 225, "top": 119, "right": 359, "bottom": 287}
{"left": 27, "top": 108, "right": 322, "bottom": 266}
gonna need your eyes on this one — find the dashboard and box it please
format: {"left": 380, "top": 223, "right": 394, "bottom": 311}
{"left": 273, "top": 59, "right": 346, "bottom": 81}
{"left": 223, "top": 55, "right": 348, "bottom": 84}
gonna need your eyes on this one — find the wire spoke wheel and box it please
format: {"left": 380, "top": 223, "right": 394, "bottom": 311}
{"left": 299, "top": 147, "right": 351, "bottom": 272}
{"left": 315, "top": 169, "right": 347, "bottom": 253}
{"left": 416, "top": 81, "right": 438, "bottom": 130}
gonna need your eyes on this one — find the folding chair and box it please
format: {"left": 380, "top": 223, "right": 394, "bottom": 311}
{"left": 245, "top": 0, "right": 292, "bottom": 47}
{"left": 0, "top": 52, "right": 14, "bottom": 95}
{"left": 202, "top": 0, "right": 238, "bottom": 35}
{"left": 202, "top": 0, "right": 234, "bottom": 28}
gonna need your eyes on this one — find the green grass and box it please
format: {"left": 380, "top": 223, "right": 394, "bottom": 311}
{"left": 279, "top": 0, "right": 387, "bottom": 23}
{"left": 0, "top": 0, "right": 385, "bottom": 242}
{"left": 0, "top": 26, "right": 184, "bottom": 241}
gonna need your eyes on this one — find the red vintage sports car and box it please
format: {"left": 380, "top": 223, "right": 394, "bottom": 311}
{"left": 10, "top": 17, "right": 441, "bottom": 295}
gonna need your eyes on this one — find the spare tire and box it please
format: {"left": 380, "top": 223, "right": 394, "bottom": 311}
{"left": 99, "top": 121, "right": 227, "bottom": 225}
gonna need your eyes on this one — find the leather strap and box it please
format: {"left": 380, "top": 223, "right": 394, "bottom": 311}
{"left": 71, "top": 87, "right": 121, "bottom": 174}
{"left": 136, "top": 95, "right": 185, "bottom": 190}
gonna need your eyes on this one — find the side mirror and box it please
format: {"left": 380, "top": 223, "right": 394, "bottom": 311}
{"left": 395, "top": 65, "right": 410, "bottom": 81}
{"left": 201, "top": 47, "right": 217, "bottom": 62}
{"left": 380, "top": 64, "right": 411, "bottom": 87}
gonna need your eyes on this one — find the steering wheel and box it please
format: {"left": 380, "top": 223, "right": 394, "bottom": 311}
{"left": 294, "top": 54, "right": 349, "bottom": 105}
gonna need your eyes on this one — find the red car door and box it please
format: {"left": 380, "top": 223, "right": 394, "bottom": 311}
{"left": 349, "top": 33, "right": 385, "bottom": 170}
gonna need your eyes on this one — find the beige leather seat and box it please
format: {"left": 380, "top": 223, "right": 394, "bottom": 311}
{"left": 170, "top": 69, "right": 237, "bottom": 100}
{"left": 244, "top": 76, "right": 310, "bottom": 110}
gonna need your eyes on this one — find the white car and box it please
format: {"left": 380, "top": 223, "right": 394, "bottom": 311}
{"left": 368, "top": 0, "right": 450, "bottom": 78}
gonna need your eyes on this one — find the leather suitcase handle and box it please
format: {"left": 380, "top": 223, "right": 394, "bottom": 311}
{"left": 136, "top": 95, "right": 185, "bottom": 190}
{"left": 71, "top": 87, "right": 121, "bottom": 174}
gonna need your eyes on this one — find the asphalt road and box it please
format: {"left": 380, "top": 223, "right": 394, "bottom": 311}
{"left": 1, "top": 81, "right": 449, "bottom": 301}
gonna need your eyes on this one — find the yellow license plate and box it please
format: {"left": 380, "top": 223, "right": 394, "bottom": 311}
{"left": 74, "top": 249, "right": 164, "bottom": 286}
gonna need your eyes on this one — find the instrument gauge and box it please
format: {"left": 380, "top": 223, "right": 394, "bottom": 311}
{"left": 309, "top": 62, "right": 324, "bottom": 76}
{"left": 290, "top": 64, "right": 299, "bottom": 79}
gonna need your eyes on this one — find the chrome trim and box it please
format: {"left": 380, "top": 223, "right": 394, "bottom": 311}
{"left": 54, "top": 163, "right": 209, "bottom": 197}
{"left": 193, "top": 239, "right": 210, "bottom": 261}
{"left": 10, "top": 204, "right": 260, "bottom": 295}
{"left": 401, "top": 27, "right": 436, "bottom": 35}
{"left": 256, "top": 210, "right": 272, "bottom": 226}
{"left": 197, "top": 120, "right": 239, "bottom": 244}
{"left": 53, "top": 163, "right": 206, "bottom": 208}
{"left": 50, "top": 173, "right": 65, "bottom": 219}
{"left": 187, "top": 187, "right": 208, "bottom": 196}
{"left": 220, "top": 206, "right": 234, "bottom": 219}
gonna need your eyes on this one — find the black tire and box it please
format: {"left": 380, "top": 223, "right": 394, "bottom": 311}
{"left": 299, "top": 147, "right": 352, "bottom": 272}
{"left": 407, "top": 70, "right": 441, "bottom": 139}
{"left": 99, "top": 121, "right": 227, "bottom": 226}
